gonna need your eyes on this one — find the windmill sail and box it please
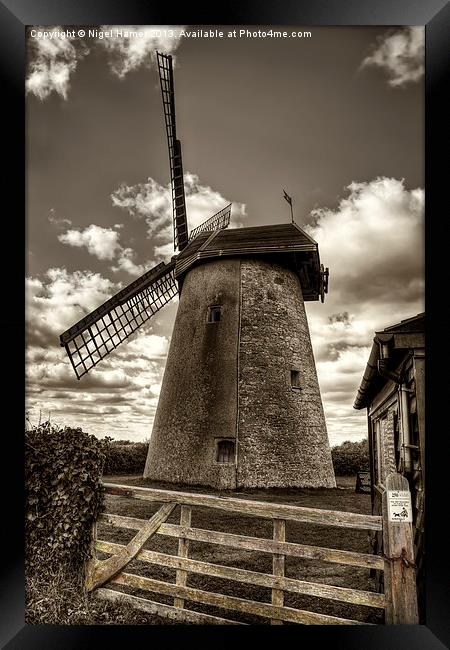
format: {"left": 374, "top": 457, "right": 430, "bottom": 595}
{"left": 157, "top": 52, "right": 189, "bottom": 252}
{"left": 188, "top": 203, "right": 232, "bottom": 242}
{"left": 60, "top": 261, "right": 177, "bottom": 379}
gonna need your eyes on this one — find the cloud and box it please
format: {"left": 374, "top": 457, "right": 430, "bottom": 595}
{"left": 153, "top": 242, "right": 174, "bottom": 261}
{"left": 26, "top": 28, "right": 88, "bottom": 100}
{"left": 26, "top": 267, "right": 171, "bottom": 440}
{"left": 27, "top": 25, "right": 183, "bottom": 101}
{"left": 26, "top": 267, "right": 120, "bottom": 348}
{"left": 307, "top": 177, "right": 424, "bottom": 305}
{"left": 58, "top": 223, "right": 156, "bottom": 277}
{"left": 304, "top": 176, "right": 424, "bottom": 445}
{"left": 361, "top": 27, "right": 424, "bottom": 87}
{"left": 28, "top": 171, "right": 248, "bottom": 440}
{"left": 111, "top": 172, "right": 247, "bottom": 254}
{"left": 48, "top": 209, "right": 72, "bottom": 228}
{"left": 110, "top": 247, "right": 151, "bottom": 276}
{"left": 111, "top": 177, "right": 171, "bottom": 239}
{"left": 150, "top": 384, "right": 161, "bottom": 397}
{"left": 28, "top": 173, "right": 423, "bottom": 446}
{"left": 317, "top": 345, "right": 374, "bottom": 444}
{"left": 97, "top": 25, "right": 184, "bottom": 78}
{"left": 58, "top": 224, "right": 122, "bottom": 260}
{"left": 328, "top": 312, "right": 351, "bottom": 327}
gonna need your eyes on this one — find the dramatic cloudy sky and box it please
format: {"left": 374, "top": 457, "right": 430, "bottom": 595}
{"left": 26, "top": 25, "right": 424, "bottom": 446}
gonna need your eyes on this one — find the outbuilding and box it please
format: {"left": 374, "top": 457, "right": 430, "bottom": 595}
{"left": 354, "top": 312, "right": 425, "bottom": 614}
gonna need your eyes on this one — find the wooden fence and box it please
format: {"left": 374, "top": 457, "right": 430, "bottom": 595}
{"left": 86, "top": 477, "right": 418, "bottom": 625}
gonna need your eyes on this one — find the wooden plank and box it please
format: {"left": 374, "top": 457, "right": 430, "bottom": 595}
{"left": 111, "top": 572, "right": 367, "bottom": 625}
{"left": 413, "top": 354, "right": 425, "bottom": 486}
{"left": 271, "top": 519, "right": 285, "bottom": 624}
{"left": 174, "top": 505, "right": 191, "bottom": 609}
{"left": 180, "top": 222, "right": 314, "bottom": 246}
{"left": 85, "top": 502, "right": 177, "bottom": 592}
{"left": 99, "top": 514, "right": 384, "bottom": 570}
{"left": 382, "top": 473, "right": 419, "bottom": 624}
{"left": 96, "top": 587, "right": 245, "bottom": 625}
{"left": 103, "top": 483, "right": 382, "bottom": 531}
{"left": 394, "top": 332, "right": 425, "bottom": 349}
{"left": 100, "top": 512, "right": 149, "bottom": 529}
{"left": 368, "top": 385, "right": 398, "bottom": 420}
{"left": 160, "top": 525, "right": 384, "bottom": 571}
{"left": 85, "top": 520, "right": 98, "bottom": 589}
{"left": 96, "top": 540, "right": 385, "bottom": 608}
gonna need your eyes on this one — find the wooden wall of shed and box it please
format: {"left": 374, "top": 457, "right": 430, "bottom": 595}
{"left": 366, "top": 349, "right": 425, "bottom": 621}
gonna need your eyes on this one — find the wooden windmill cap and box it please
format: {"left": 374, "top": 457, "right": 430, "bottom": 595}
{"left": 175, "top": 222, "right": 324, "bottom": 301}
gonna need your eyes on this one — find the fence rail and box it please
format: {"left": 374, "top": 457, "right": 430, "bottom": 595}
{"left": 99, "top": 512, "right": 384, "bottom": 569}
{"left": 86, "top": 482, "right": 397, "bottom": 625}
{"left": 103, "top": 483, "right": 383, "bottom": 530}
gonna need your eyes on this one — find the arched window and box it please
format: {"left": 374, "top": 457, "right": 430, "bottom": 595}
{"left": 208, "top": 305, "right": 221, "bottom": 322}
{"left": 291, "top": 369, "right": 301, "bottom": 389}
{"left": 216, "top": 439, "right": 235, "bottom": 463}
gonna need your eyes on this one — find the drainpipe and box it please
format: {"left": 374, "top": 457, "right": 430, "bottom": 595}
{"left": 234, "top": 259, "right": 242, "bottom": 489}
{"left": 377, "top": 339, "right": 401, "bottom": 384}
{"left": 399, "top": 384, "right": 413, "bottom": 473}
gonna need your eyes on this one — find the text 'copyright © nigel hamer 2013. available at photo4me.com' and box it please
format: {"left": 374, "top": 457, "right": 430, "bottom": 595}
{"left": 28, "top": 27, "right": 314, "bottom": 41}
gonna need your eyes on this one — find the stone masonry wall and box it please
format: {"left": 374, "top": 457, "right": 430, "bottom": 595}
{"left": 144, "top": 259, "right": 240, "bottom": 488}
{"left": 236, "top": 259, "right": 336, "bottom": 488}
{"left": 145, "top": 257, "right": 336, "bottom": 489}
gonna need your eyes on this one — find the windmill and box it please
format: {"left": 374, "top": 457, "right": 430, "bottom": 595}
{"left": 60, "top": 52, "right": 335, "bottom": 489}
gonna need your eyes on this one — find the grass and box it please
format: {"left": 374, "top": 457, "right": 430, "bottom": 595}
{"left": 27, "top": 474, "right": 381, "bottom": 625}
{"left": 25, "top": 563, "right": 172, "bottom": 625}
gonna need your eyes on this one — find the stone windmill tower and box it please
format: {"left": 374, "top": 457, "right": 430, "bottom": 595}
{"left": 60, "top": 53, "right": 335, "bottom": 490}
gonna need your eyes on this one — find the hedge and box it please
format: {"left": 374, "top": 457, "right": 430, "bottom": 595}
{"left": 103, "top": 439, "right": 148, "bottom": 475}
{"left": 25, "top": 423, "right": 108, "bottom": 578}
{"left": 331, "top": 439, "right": 369, "bottom": 475}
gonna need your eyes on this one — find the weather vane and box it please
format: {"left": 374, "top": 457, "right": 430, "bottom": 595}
{"left": 283, "top": 188, "right": 294, "bottom": 223}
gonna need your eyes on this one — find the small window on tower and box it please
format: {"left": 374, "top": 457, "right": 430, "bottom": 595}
{"left": 208, "top": 305, "right": 221, "bottom": 322}
{"left": 216, "top": 439, "right": 235, "bottom": 463}
{"left": 291, "top": 369, "right": 301, "bottom": 389}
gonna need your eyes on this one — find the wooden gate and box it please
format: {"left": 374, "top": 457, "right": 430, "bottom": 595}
{"left": 87, "top": 477, "right": 418, "bottom": 625}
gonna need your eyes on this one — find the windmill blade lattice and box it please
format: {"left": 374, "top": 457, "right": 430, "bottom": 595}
{"left": 188, "top": 203, "right": 232, "bottom": 242}
{"left": 60, "top": 261, "right": 177, "bottom": 379}
{"left": 157, "top": 52, "right": 189, "bottom": 252}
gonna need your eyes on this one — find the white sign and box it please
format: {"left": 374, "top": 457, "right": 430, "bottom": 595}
{"left": 387, "top": 490, "right": 413, "bottom": 523}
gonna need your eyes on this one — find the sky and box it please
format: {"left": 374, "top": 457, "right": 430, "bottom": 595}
{"left": 25, "top": 25, "right": 424, "bottom": 446}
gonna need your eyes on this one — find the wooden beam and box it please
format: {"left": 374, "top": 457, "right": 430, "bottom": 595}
{"left": 95, "top": 540, "right": 385, "bottom": 609}
{"left": 174, "top": 505, "right": 191, "bottom": 609}
{"left": 394, "top": 333, "right": 425, "bottom": 349}
{"left": 85, "top": 520, "right": 98, "bottom": 591}
{"left": 85, "top": 502, "right": 177, "bottom": 592}
{"left": 96, "top": 588, "right": 245, "bottom": 625}
{"left": 382, "top": 473, "right": 419, "bottom": 624}
{"left": 271, "top": 519, "right": 285, "bottom": 624}
{"left": 103, "top": 483, "right": 382, "bottom": 531}
{"left": 111, "top": 572, "right": 368, "bottom": 625}
{"left": 98, "top": 514, "right": 384, "bottom": 570}
{"left": 413, "top": 354, "right": 425, "bottom": 486}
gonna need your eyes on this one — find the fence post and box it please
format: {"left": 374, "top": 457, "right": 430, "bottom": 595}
{"left": 85, "top": 520, "right": 98, "bottom": 591}
{"left": 271, "top": 518, "right": 286, "bottom": 624}
{"left": 382, "top": 473, "right": 419, "bottom": 624}
{"left": 174, "top": 505, "right": 192, "bottom": 609}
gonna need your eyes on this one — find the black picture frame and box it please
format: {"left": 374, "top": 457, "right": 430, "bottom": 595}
{"left": 4, "top": 0, "right": 449, "bottom": 647}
